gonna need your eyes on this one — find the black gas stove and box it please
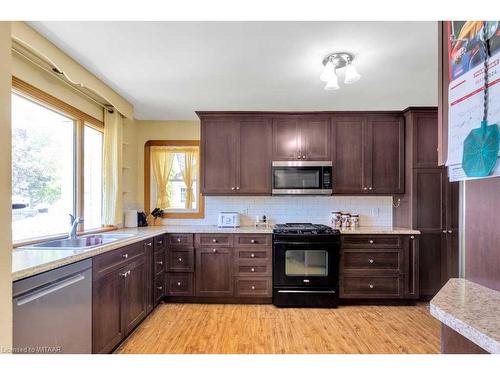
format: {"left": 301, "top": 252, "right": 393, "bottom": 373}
{"left": 272, "top": 223, "right": 341, "bottom": 308}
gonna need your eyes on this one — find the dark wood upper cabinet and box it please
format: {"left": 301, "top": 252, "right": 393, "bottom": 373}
{"left": 272, "top": 116, "right": 300, "bottom": 160}
{"left": 331, "top": 116, "right": 366, "bottom": 194}
{"left": 201, "top": 118, "right": 238, "bottom": 194}
{"left": 237, "top": 118, "right": 272, "bottom": 194}
{"left": 367, "top": 115, "right": 405, "bottom": 194}
{"left": 273, "top": 115, "right": 330, "bottom": 161}
{"left": 195, "top": 247, "right": 234, "bottom": 297}
{"left": 201, "top": 115, "right": 272, "bottom": 195}
{"left": 412, "top": 111, "right": 439, "bottom": 168}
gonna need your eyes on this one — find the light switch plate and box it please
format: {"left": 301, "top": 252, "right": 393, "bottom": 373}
{"left": 371, "top": 207, "right": 380, "bottom": 217}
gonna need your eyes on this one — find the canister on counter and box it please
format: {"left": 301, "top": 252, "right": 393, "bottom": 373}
{"left": 349, "top": 214, "right": 360, "bottom": 228}
{"left": 340, "top": 212, "right": 351, "bottom": 228}
{"left": 331, "top": 211, "right": 341, "bottom": 228}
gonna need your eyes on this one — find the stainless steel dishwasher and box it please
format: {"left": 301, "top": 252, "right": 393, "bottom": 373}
{"left": 13, "top": 259, "right": 92, "bottom": 354}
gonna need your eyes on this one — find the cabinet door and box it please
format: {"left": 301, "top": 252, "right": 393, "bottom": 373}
{"left": 413, "top": 168, "right": 446, "bottom": 232}
{"left": 92, "top": 268, "right": 124, "bottom": 354}
{"left": 331, "top": 116, "right": 366, "bottom": 193}
{"left": 272, "top": 117, "right": 300, "bottom": 160}
{"left": 412, "top": 111, "right": 439, "bottom": 168}
{"left": 123, "top": 257, "right": 148, "bottom": 336}
{"left": 419, "top": 233, "right": 443, "bottom": 297}
{"left": 366, "top": 115, "right": 404, "bottom": 194}
{"left": 201, "top": 118, "right": 238, "bottom": 194}
{"left": 300, "top": 116, "right": 331, "bottom": 160}
{"left": 237, "top": 118, "right": 273, "bottom": 194}
{"left": 145, "top": 244, "right": 154, "bottom": 315}
{"left": 195, "top": 247, "right": 234, "bottom": 297}
{"left": 444, "top": 181, "right": 460, "bottom": 280}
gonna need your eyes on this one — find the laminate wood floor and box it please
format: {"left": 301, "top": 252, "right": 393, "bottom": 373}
{"left": 115, "top": 303, "right": 440, "bottom": 354}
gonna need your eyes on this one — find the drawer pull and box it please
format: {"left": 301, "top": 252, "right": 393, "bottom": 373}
{"left": 410, "top": 236, "right": 415, "bottom": 239}
{"left": 157, "top": 286, "right": 163, "bottom": 290}
{"left": 156, "top": 261, "right": 163, "bottom": 265}
{"left": 212, "top": 239, "right": 218, "bottom": 243}
{"left": 369, "top": 283, "right": 374, "bottom": 289}
{"left": 178, "top": 257, "right": 183, "bottom": 262}
{"left": 176, "top": 238, "right": 182, "bottom": 243}
{"left": 369, "top": 240, "right": 374, "bottom": 244}
{"left": 251, "top": 286, "right": 256, "bottom": 290}
{"left": 250, "top": 239, "right": 256, "bottom": 244}
{"left": 250, "top": 253, "right": 255, "bottom": 258}
{"left": 368, "top": 259, "right": 374, "bottom": 264}
{"left": 158, "top": 240, "right": 163, "bottom": 245}
{"left": 212, "top": 249, "right": 217, "bottom": 253}
{"left": 251, "top": 268, "right": 255, "bottom": 272}
{"left": 177, "top": 281, "right": 182, "bottom": 286}
{"left": 122, "top": 253, "right": 129, "bottom": 259}
{"left": 120, "top": 270, "right": 131, "bottom": 278}
{"left": 146, "top": 242, "right": 153, "bottom": 247}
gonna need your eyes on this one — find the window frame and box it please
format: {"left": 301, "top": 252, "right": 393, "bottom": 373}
{"left": 144, "top": 140, "right": 205, "bottom": 219}
{"left": 12, "top": 77, "right": 109, "bottom": 247}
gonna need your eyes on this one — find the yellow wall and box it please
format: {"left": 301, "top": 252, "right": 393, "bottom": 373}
{"left": 0, "top": 21, "right": 13, "bottom": 351}
{"left": 133, "top": 120, "right": 200, "bottom": 209}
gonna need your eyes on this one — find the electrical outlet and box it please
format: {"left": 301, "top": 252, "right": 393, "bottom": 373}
{"left": 371, "top": 207, "right": 380, "bottom": 217}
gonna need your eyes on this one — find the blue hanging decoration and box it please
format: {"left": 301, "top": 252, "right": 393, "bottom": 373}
{"left": 462, "top": 21, "right": 500, "bottom": 177}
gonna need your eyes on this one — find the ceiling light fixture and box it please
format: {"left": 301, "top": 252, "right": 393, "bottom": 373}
{"left": 321, "top": 52, "right": 361, "bottom": 90}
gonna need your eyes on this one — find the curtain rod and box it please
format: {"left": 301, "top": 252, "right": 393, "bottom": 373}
{"left": 12, "top": 47, "right": 110, "bottom": 111}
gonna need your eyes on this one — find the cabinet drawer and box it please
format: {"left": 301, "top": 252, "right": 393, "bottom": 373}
{"left": 341, "top": 276, "right": 401, "bottom": 298}
{"left": 195, "top": 234, "right": 233, "bottom": 247}
{"left": 236, "top": 248, "right": 271, "bottom": 261}
{"left": 342, "top": 250, "right": 401, "bottom": 272}
{"left": 235, "top": 261, "right": 271, "bottom": 276}
{"left": 342, "top": 235, "right": 402, "bottom": 249}
{"left": 154, "top": 251, "right": 165, "bottom": 275}
{"left": 166, "top": 273, "right": 194, "bottom": 296}
{"left": 154, "top": 273, "right": 165, "bottom": 305}
{"left": 235, "top": 234, "right": 271, "bottom": 247}
{"left": 235, "top": 277, "right": 272, "bottom": 297}
{"left": 167, "top": 247, "right": 194, "bottom": 273}
{"left": 94, "top": 241, "right": 147, "bottom": 277}
{"left": 155, "top": 235, "right": 166, "bottom": 250}
{"left": 167, "top": 233, "right": 193, "bottom": 246}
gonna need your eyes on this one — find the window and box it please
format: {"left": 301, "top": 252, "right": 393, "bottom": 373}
{"left": 145, "top": 141, "right": 204, "bottom": 218}
{"left": 12, "top": 78, "right": 105, "bottom": 243}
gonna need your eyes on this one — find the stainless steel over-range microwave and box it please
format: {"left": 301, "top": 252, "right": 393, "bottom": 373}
{"left": 271, "top": 161, "right": 332, "bottom": 195}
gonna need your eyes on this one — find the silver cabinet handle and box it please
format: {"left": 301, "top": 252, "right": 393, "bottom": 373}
{"left": 178, "top": 257, "right": 183, "bottom": 262}
{"left": 146, "top": 242, "right": 152, "bottom": 247}
{"left": 157, "top": 286, "right": 163, "bottom": 290}
{"left": 297, "top": 155, "right": 301, "bottom": 159}
{"left": 177, "top": 281, "right": 181, "bottom": 286}
{"left": 231, "top": 187, "right": 235, "bottom": 190}
{"left": 251, "top": 286, "right": 256, "bottom": 290}
{"left": 368, "top": 187, "right": 373, "bottom": 190}
{"left": 251, "top": 268, "right": 255, "bottom": 272}
{"left": 250, "top": 239, "right": 256, "bottom": 244}
{"left": 158, "top": 240, "right": 163, "bottom": 245}
{"left": 302, "top": 155, "right": 306, "bottom": 159}
{"left": 212, "top": 248, "right": 217, "bottom": 253}
{"left": 368, "top": 259, "right": 374, "bottom": 264}
{"left": 369, "top": 240, "right": 374, "bottom": 244}
{"left": 410, "top": 235, "right": 415, "bottom": 239}
{"left": 122, "top": 253, "right": 129, "bottom": 259}
{"left": 442, "top": 230, "right": 447, "bottom": 233}
{"left": 363, "top": 187, "right": 368, "bottom": 191}
{"left": 120, "top": 270, "right": 131, "bottom": 278}
{"left": 176, "top": 238, "right": 181, "bottom": 243}
{"left": 448, "top": 230, "right": 453, "bottom": 234}
{"left": 236, "top": 187, "right": 240, "bottom": 190}
{"left": 250, "top": 253, "right": 255, "bottom": 258}
{"left": 156, "top": 261, "right": 163, "bottom": 265}
{"left": 369, "top": 283, "right": 374, "bottom": 289}
{"left": 212, "top": 239, "right": 218, "bottom": 243}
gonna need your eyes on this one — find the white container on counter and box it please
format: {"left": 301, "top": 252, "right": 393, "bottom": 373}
{"left": 124, "top": 209, "right": 138, "bottom": 228}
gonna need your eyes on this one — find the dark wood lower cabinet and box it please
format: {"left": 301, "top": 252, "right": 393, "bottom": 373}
{"left": 123, "top": 258, "right": 148, "bottom": 336}
{"left": 195, "top": 247, "right": 234, "bottom": 297}
{"left": 418, "top": 233, "right": 443, "bottom": 298}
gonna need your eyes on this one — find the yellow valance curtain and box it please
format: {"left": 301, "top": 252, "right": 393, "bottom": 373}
{"left": 177, "top": 148, "right": 199, "bottom": 209}
{"left": 151, "top": 147, "right": 175, "bottom": 208}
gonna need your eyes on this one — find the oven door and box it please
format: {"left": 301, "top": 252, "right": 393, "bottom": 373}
{"left": 273, "top": 241, "right": 338, "bottom": 287}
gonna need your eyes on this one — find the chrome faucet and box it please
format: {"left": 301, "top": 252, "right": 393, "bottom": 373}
{"left": 69, "top": 214, "right": 84, "bottom": 239}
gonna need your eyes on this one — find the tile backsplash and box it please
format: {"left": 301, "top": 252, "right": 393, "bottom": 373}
{"left": 163, "top": 196, "right": 393, "bottom": 227}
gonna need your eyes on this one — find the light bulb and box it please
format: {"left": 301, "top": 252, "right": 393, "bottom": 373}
{"left": 324, "top": 72, "right": 339, "bottom": 90}
{"left": 320, "top": 60, "right": 336, "bottom": 82}
{"left": 344, "top": 62, "right": 361, "bottom": 84}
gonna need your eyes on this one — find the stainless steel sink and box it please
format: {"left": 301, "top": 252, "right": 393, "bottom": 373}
{"left": 22, "top": 233, "right": 136, "bottom": 250}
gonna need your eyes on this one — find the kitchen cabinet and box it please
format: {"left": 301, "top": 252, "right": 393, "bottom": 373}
{"left": 92, "top": 240, "right": 151, "bottom": 354}
{"left": 394, "top": 108, "right": 459, "bottom": 299}
{"left": 340, "top": 234, "right": 419, "bottom": 300}
{"left": 200, "top": 115, "right": 272, "bottom": 195}
{"left": 331, "top": 114, "right": 404, "bottom": 194}
{"left": 166, "top": 233, "right": 195, "bottom": 297}
{"left": 272, "top": 115, "right": 330, "bottom": 161}
{"left": 195, "top": 247, "right": 234, "bottom": 297}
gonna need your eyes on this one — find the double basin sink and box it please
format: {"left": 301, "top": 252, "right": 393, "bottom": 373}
{"left": 21, "top": 233, "right": 136, "bottom": 250}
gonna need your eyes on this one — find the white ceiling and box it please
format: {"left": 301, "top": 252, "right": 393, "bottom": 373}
{"left": 29, "top": 21, "right": 438, "bottom": 120}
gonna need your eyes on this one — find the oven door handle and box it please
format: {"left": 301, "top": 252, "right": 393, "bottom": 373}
{"left": 273, "top": 241, "right": 340, "bottom": 246}
{"left": 277, "top": 290, "right": 336, "bottom": 294}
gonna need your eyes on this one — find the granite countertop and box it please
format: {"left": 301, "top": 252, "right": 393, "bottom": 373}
{"left": 430, "top": 278, "right": 500, "bottom": 354}
{"left": 12, "top": 225, "right": 419, "bottom": 281}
